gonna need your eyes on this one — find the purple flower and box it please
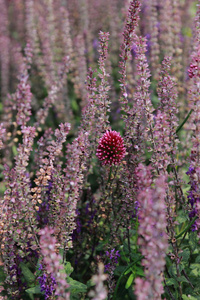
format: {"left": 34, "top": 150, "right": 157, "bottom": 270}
{"left": 186, "top": 166, "right": 200, "bottom": 231}
{"left": 36, "top": 181, "right": 52, "bottom": 226}
{"left": 105, "top": 249, "right": 120, "bottom": 272}
{"left": 93, "top": 38, "right": 99, "bottom": 50}
{"left": 38, "top": 271, "right": 56, "bottom": 299}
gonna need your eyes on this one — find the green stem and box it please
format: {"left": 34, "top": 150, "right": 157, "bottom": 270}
{"left": 108, "top": 166, "right": 113, "bottom": 183}
{"left": 113, "top": 256, "right": 143, "bottom": 300}
{"left": 176, "top": 109, "right": 193, "bottom": 134}
{"left": 176, "top": 216, "right": 198, "bottom": 239}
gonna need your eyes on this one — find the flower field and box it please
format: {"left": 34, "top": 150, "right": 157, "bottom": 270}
{"left": 0, "top": 0, "right": 200, "bottom": 299}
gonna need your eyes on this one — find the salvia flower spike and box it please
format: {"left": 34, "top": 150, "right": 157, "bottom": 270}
{"left": 96, "top": 130, "right": 126, "bottom": 166}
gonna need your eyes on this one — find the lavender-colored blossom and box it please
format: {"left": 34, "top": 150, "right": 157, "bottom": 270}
{"left": 0, "top": 2, "right": 200, "bottom": 300}
{"left": 188, "top": 55, "right": 199, "bottom": 78}
{"left": 88, "top": 263, "right": 108, "bottom": 300}
{"left": 36, "top": 181, "right": 52, "bottom": 227}
{"left": 72, "top": 210, "right": 82, "bottom": 242}
{"left": 15, "top": 44, "right": 33, "bottom": 128}
{"left": 93, "top": 38, "right": 99, "bottom": 50}
{"left": 135, "top": 164, "right": 168, "bottom": 300}
{"left": 151, "top": 110, "right": 172, "bottom": 172}
{"left": 101, "top": 248, "right": 120, "bottom": 296}
{"left": 186, "top": 4, "right": 200, "bottom": 234}
{"left": 104, "top": 249, "right": 120, "bottom": 272}
{"left": 0, "top": 123, "right": 6, "bottom": 149}
{"left": 119, "top": 0, "right": 141, "bottom": 109}
{"left": 96, "top": 31, "right": 111, "bottom": 133}
{"left": 148, "top": 0, "right": 160, "bottom": 79}
{"left": 186, "top": 166, "right": 200, "bottom": 231}
{"left": 39, "top": 227, "right": 70, "bottom": 300}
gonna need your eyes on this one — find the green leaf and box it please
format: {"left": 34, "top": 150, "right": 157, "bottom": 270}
{"left": 165, "top": 278, "right": 179, "bottom": 287}
{"left": 67, "top": 277, "right": 87, "bottom": 294}
{"left": 179, "top": 249, "right": 190, "bottom": 263}
{"left": 176, "top": 109, "right": 193, "bottom": 134}
{"left": 176, "top": 217, "right": 198, "bottom": 240}
{"left": 114, "top": 266, "right": 128, "bottom": 276}
{"left": 125, "top": 273, "right": 135, "bottom": 289}
{"left": 176, "top": 276, "right": 190, "bottom": 283}
{"left": 25, "top": 286, "right": 42, "bottom": 295}
{"left": 177, "top": 211, "right": 188, "bottom": 224}
{"left": 182, "top": 295, "right": 198, "bottom": 300}
{"left": 20, "top": 262, "right": 35, "bottom": 283}
{"left": 189, "top": 231, "right": 198, "bottom": 251}
{"left": 12, "top": 145, "right": 17, "bottom": 156}
{"left": 71, "top": 99, "right": 79, "bottom": 113}
{"left": 0, "top": 266, "right": 6, "bottom": 283}
{"left": 64, "top": 262, "right": 74, "bottom": 276}
{"left": 27, "top": 294, "right": 34, "bottom": 300}
{"left": 124, "top": 267, "right": 132, "bottom": 276}
{"left": 59, "top": 248, "right": 64, "bottom": 258}
{"left": 195, "top": 255, "right": 200, "bottom": 263}
{"left": 123, "top": 242, "right": 130, "bottom": 255}
{"left": 113, "top": 256, "right": 143, "bottom": 300}
{"left": 86, "top": 279, "right": 95, "bottom": 288}
{"left": 190, "top": 269, "right": 199, "bottom": 276}
{"left": 135, "top": 266, "right": 144, "bottom": 277}
{"left": 190, "top": 263, "right": 200, "bottom": 277}
{"left": 190, "top": 263, "right": 200, "bottom": 270}
{"left": 168, "top": 264, "right": 177, "bottom": 278}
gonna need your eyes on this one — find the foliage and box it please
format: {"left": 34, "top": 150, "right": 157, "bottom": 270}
{"left": 0, "top": 0, "right": 200, "bottom": 300}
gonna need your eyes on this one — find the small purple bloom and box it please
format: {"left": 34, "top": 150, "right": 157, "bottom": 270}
{"left": 186, "top": 166, "right": 199, "bottom": 231}
{"left": 105, "top": 249, "right": 120, "bottom": 272}
{"left": 38, "top": 271, "right": 56, "bottom": 299}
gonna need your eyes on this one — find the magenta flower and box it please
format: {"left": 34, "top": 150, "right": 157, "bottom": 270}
{"left": 188, "top": 57, "right": 199, "bottom": 78}
{"left": 96, "top": 130, "right": 126, "bottom": 166}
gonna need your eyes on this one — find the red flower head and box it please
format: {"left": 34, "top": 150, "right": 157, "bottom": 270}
{"left": 96, "top": 130, "right": 126, "bottom": 166}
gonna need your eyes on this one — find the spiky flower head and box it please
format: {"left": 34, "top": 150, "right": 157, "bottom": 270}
{"left": 96, "top": 130, "right": 126, "bottom": 166}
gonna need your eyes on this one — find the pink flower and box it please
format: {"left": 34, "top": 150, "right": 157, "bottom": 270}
{"left": 188, "top": 57, "right": 199, "bottom": 78}
{"left": 96, "top": 130, "right": 126, "bottom": 166}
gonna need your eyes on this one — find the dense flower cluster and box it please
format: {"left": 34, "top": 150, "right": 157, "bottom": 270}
{"left": 0, "top": 123, "right": 5, "bottom": 149}
{"left": 96, "top": 130, "right": 126, "bottom": 165}
{"left": 186, "top": 166, "right": 199, "bottom": 231}
{"left": 1, "top": 0, "right": 200, "bottom": 299}
{"left": 88, "top": 263, "right": 108, "bottom": 300}
{"left": 186, "top": 4, "right": 200, "bottom": 235}
{"left": 105, "top": 248, "right": 120, "bottom": 272}
{"left": 188, "top": 56, "right": 199, "bottom": 78}
{"left": 38, "top": 265, "right": 56, "bottom": 300}
{"left": 135, "top": 164, "right": 168, "bottom": 300}
{"left": 119, "top": 0, "right": 141, "bottom": 109}
{"left": 39, "top": 227, "right": 70, "bottom": 300}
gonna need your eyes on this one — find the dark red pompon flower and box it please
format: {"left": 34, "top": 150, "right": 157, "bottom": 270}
{"left": 96, "top": 130, "right": 126, "bottom": 165}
